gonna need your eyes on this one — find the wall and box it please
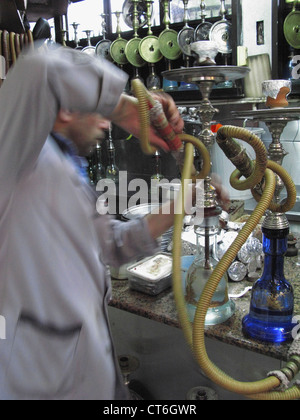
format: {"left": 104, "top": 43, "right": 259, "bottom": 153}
{"left": 241, "top": 0, "right": 273, "bottom": 61}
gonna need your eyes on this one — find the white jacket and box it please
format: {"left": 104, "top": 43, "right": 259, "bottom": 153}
{"left": 0, "top": 46, "right": 158, "bottom": 400}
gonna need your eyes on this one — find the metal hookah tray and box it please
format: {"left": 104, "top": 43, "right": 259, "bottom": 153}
{"left": 127, "top": 253, "right": 173, "bottom": 296}
{"left": 162, "top": 66, "right": 250, "bottom": 84}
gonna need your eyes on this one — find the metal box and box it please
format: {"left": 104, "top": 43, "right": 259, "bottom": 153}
{"left": 127, "top": 253, "right": 173, "bottom": 296}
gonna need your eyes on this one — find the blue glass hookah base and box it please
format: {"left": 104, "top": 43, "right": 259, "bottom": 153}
{"left": 242, "top": 312, "right": 297, "bottom": 344}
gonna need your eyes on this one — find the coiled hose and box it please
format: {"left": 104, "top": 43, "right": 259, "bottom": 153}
{"left": 131, "top": 79, "right": 300, "bottom": 400}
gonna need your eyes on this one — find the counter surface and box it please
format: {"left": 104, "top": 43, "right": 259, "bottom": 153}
{"left": 110, "top": 255, "right": 300, "bottom": 362}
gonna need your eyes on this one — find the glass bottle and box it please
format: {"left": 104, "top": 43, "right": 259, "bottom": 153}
{"left": 105, "top": 125, "right": 119, "bottom": 187}
{"left": 87, "top": 156, "right": 95, "bottom": 186}
{"left": 93, "top": 141, "right": 105, "bottom": 185}
{"left": 185, "top": 207, "right": 235, "bottom": 326}
{"left": 150, "top": 151, "right": 164, "bottom": 199}
{"left": 242, "top": 215, "right": 296, "bottom": 343}
{"left": 146, "top": 63, "right": 161, "bottom": 91}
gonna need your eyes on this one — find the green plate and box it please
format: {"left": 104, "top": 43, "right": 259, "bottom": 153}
{"left": 284, "top": 10, "right": 300, "bottom": 48}
{"left": 125, "top": 38, "right": 146, "bottom": 67}
{"left": 110, "top": 38, "right": 128, "bottom": 65}
{"left": 159, "top": 29, "right": 182, "bottom": 60}
{"left": 138, "top": 35, "right": 163, "bottom": 63}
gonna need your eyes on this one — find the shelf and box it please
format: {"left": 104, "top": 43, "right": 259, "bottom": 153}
{"left": 15, "top": 1, "right": 27, "bottom": 10}
{"left": 0, "top": 0, "right": 25, "bottom": 33}
{"left": 26, "top": 0, "right": 69, "bottom": 22}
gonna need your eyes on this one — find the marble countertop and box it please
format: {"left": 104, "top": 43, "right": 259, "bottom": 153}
{"left": 109, "top": 255, "right": 300, "bottom": 362}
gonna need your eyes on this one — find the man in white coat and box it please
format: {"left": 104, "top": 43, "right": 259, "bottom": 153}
{"left": 0, "top": 45, "right": 184, "bottom": 400}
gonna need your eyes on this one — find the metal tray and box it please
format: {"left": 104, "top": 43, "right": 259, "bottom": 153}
{"left": 127, "top": 253, "right": 173, "bottom": 296}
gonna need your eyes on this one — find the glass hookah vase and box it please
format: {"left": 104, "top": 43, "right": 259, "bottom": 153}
{"left": 242, "top": 214, "right": 296, "bottom": 343}
{"left": 105, "top": 125, "right": 119, "bottom": 187}
{"left": 185, "top": 180, "right": 235, "bottom": 326}
{"left": 93, "top": 141, "right": 105, "bottom": 184}
{"left": 150, "top": 151, "right": 165, "bottom": 198}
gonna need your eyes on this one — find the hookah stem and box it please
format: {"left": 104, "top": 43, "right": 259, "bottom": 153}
{"left": 204, "top": 227, "right": 210, "bottom": 269}
{"left": 132, "top": 0, "right": 139, "bottom": 38}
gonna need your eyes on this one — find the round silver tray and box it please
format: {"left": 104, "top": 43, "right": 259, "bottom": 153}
{"left": 232, "top": 107, "right": 300, "bottom": 121}
{"left": 161, "top": 66, "right": 250, "bottom": 85}
{"left": 122, "top": 203, "right": 160, "bottom": 220}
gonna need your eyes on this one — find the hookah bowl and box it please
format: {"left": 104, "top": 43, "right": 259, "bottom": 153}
{"left": 190, "top": 41, "right": 219, "bottom": 66}
{"left": 262, "top": 80, "right": 292, "bottom": 109}
{"left": 242, "top": 213, "right": 297, "bottom": 344}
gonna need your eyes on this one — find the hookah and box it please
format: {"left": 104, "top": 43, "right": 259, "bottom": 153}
{"left": 210, "top": 0, "right": 232, "bottom": 60}
{"left": 60, "top": 30, "right": 67, "bottom": 48}
{"left": 194, "top": 0, "right": 212, "bottom": 42}
{"left": 131, "top": 74, "right": 300, "bottom": 398}
{"left": 110, "top": 11, "right": 129, "bottom": 67}
{"left": 177, "top": 0, "right": 194, "bottom": 58}
{"left": 158, "top": 0, "right": 182, "bottom": 92}
{"left": 87, "top": 141, "right": 105, "bottom": 187}
{"left": 146, "top": 63, "right": 162, "bottom": 91}
{"left": 184, "top": 177, "right": 236, "bottom": 326}
{"left": 231, "top": 83, "right": 300, "bottom": 344}
{"left": 95, "top": 14, "right": 112, "bottom": 61}
{"left": 150, "top": 150, "right": 165, "bottom": 197}
{"left": 210, "top": 0, "right": 233, "bottom": 90}
{"left": 139, "top": 0, "right": 163, "bottom": 91}
{"left": 283, "top": 0, "right": 300, "bottom": 51}
{"left": 159, "top": 0, "right": 182, "bottom": 61}
{"left": 138, "top": 0, "right": 163, "bottom": 64}
{"left": 177, "top": 0, "right": 197, "bottom": 91}
{"left": 125, "top": 0, "right": 147, "bottom": 88}
{"left": 71, "top": 22, "right": 81, "bottom": 50}
{"left": 93, "top": 141, "right": 106, "bottom": 185}
{"left": 105, "top": 124, "right": 120, "bottom": 187}
{"left": 82, "top": 30, "right": 95, "bottom": 56}
{"left": 122, "top": 0, "right": 150, "bottom": 29}
{"left": 162, "top": 54, "right": 248, "bottom": 329}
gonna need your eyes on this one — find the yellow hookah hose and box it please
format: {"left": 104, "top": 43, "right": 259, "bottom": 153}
{"left": 131, "top": 81, "right": 300, "bottom": 400}
{"left": 190, "top": 129, "right": 299, "bottom": 399}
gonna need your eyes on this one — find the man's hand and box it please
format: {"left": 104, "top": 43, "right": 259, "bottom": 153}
{"left": 110, "top": 92, "right": 184, "bottom": 152}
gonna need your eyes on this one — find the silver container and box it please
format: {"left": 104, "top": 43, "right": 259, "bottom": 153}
{"left": 127, "top": 253, "right": 173, "bottom": 296}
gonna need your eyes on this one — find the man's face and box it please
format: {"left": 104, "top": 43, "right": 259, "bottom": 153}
{"left": 67, "top": 113, "right": 110, "bottom": 156}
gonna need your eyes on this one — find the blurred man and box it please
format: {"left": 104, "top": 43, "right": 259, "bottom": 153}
{"left": 0, "top": 46, "right": 183, "bottom": 400}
